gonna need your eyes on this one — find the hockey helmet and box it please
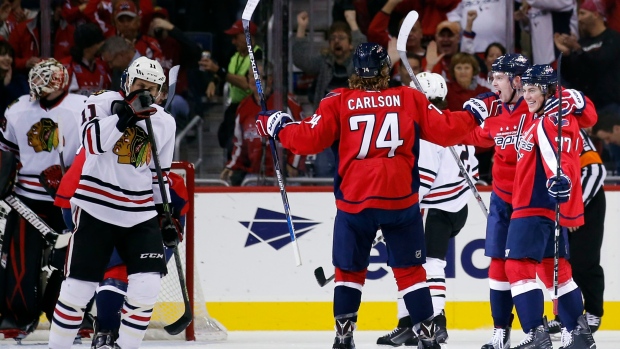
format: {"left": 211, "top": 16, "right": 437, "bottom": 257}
{"left": 353, "top": 43, "right": 391, "bottom": 78}
{"left": 491, "top": 53, "right": 530, "bottom": 77}
{"left": 415, "top": 72, "right": 447, "bottom": 100}
{"left": 123, "top": 56, "right": 166, "bottom": 96}
{"left": 28, "top": 58, "right": 69, "bottom": 101}
{"left": 521, "top": 64, "right": 557, "bottom": 94}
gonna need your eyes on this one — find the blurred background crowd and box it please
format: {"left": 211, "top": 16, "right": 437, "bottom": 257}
{"left": 1, "top": 0, "right": 619, "bottom": 186}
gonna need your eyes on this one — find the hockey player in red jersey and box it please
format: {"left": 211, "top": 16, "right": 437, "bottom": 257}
{"left": 460, "top": 53, "right": 532, "bottom": 349}
{"left": 0, "top": 58, "right": 85, "bottom": 340}
{"left": 376, "top": 72, "right": 479, "bottom": 347}
{"left": 256, "top": 43, "right": 492, "bottom": 349}
{"left": 48, "top": 56, "right": 177, "bottom": 349}
{"left": 506, "top": 65, "right": 596, "bottom": 349}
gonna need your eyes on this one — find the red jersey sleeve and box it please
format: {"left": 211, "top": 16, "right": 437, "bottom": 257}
{"left": 417, "top": 96, "right": 479, "bottom": 147}
{"left": 459, "top": 124, "right": 495, "bottom": 148}
{"left": 366, "top": 11, "right": 391, "bottom": 50}
{"left": 54, "top": 148, "right": 86, "bottom": 208}
{"left": 575, "top": 95, "right": 598, "bottom": 128}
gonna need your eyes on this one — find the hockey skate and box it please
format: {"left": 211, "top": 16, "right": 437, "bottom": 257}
{"left": 510, "top": 324, "right": 553, "bottom": 349}
{"left": 332, "top": 317, "right": 356, "bottom": 349}
{"left": 585, "top": 312, "right": 601, "bottom": 334}
{"left": 377, "top": 316, "right": 417, "bottom": 347}
{"left": 547, "top": 315, "right": 562, "bottom": 336}
{"left": 481, "top": 314, "right": 512, "bottom": 349}
{"left": 558, "top": 315, "right": 596, "bottom": 349}
{"left": 416, "top": 318, "right": 441, "bottom": 349}
{"left": 91, "top": 331, "right": 121, "bottom": 349}
{"left": 434, "top": 310, "right": 449, "bottom": 345}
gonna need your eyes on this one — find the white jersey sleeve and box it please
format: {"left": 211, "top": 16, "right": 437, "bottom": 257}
{"left": 418, "top": 140, "right": 441, "bottom": 199}
{"left": 420, "top": 143, "right": 478, "bottom": 212}
{"left": 72, "top": 91, "right": 176, "bottom": 227}
{"left": 0, "top": 93, "right": 86, "bottom": 201}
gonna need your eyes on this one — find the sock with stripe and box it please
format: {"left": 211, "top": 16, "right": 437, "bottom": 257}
{"left": 117, "top": 273, "right": 161, "bottom": 349}
{"left": 506, "top": 259, "right": 543, "bottom": 332}
{"left": 489, "top": 258, "right": 513, "bottom": 328}
{"left": 49, "top": 278, "right": 98, "bottom": 349}
{"left": 424, "top": 257, "right": 447, "bottom": 316}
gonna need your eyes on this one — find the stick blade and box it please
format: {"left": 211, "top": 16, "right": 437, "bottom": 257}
{"left": 314, "top": 267, "right": 327, "bottom": 286}
{"left": 168, "top": 65, "right": 180, "bottom": 86}
{"left": 164, "top": 311, "right": 193, "bottom": 335}
{"left": 242, "top": 0, "right": 260, "bottom": 21}
{"left": 397, "top": 11, "right": 419, "bottom": 52}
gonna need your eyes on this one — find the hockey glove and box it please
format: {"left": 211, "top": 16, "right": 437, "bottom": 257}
{"left": 112, "top": 89, "right": 157, "bottom": 132}
{"left": 546, "top": 173, "right": 572, "bottom": 203}
{"left": 159, "top": 215, "right": 184, "bottom": 248}
{"left": 544, "top": 88, "right": 586, "bottom": 118}
{"left": 39, "top": 164, "right": 63, "bottom": 198}
{"left": 464, "top": 92, "right": 500, "bottom": 125}
{"left": 256, "top": 110, "right": 293, "bottom": 140}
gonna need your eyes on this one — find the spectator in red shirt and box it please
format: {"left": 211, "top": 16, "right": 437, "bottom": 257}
{"left": 8, "top": 2, "right": 74, "bottom": 72}
{"left": 0, "top": 0, "right": 37, "bottom": 39}
{"left": 112, "top": 0, "right": 162, "bottom": 63}
{"left": 445, "top": 52, "right": 490, "bottom": 111}
{"left": 61, "top": 22, "right": 111, "bottom": 95}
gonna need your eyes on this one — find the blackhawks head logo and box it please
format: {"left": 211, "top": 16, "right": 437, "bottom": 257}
{"left": 113, "top": 126, "right": 151, "bottom": 167}
{"left": 27, "top": 118, "right": 59, "bottom": 152}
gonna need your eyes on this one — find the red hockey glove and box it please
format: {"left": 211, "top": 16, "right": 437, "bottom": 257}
{"left": 112, "top": 89, "right": 157, "bottom": 131}
{"left": 159, "top": 215, "right": 183, "bottom": 248}
{"left": 39, "top": 165, "right": 64, "bottom": 198}
{"left": 544, "top": 88, "right": 586, "bottom": 118}
{"left": 256, "top": 110, "right": 293, "bottom": 140}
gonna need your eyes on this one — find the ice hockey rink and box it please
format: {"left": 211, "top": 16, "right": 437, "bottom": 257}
{"left": 3, "top": 330, "right": 620, "bottom": 348}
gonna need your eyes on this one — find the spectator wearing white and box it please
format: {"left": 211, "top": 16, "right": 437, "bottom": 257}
{"left": 447, "top": 0, "right": 507, "bottom": 54}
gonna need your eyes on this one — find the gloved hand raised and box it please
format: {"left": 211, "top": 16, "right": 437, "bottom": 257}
{"left": 546, "top": 172, "right": 572, "bottom": 203}
{"left": 544, "top": 88, "right": 585, "bottom": 118}
{"left": 112, "top": 89, "right": 157, "bottom": 131}
{"left": 463, "top": 92, "right": 501, "bottom": 125}
{"left": 256, "top": 110, "right": 293, "bottom": 140}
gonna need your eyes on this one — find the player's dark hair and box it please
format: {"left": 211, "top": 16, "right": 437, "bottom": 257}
{"left": 348, "top": 65, "right": 390, "bottom": 90}
{"left": 592, "top": 113, "right": 620, "bottom": 134}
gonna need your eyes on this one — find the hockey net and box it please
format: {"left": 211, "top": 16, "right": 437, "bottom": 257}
{"left": 0, "top": 161, "right": 226, "bottom": 342}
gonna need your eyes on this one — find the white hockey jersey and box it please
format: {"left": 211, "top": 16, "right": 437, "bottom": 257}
{"left": 419, "top": 142, "right": 479, "bottom": 212}
{"left": 71, "top": 90, "right": 175, "bottom": 227}
{"left": 0, "top": 93, "right": 86, "bottom": 201}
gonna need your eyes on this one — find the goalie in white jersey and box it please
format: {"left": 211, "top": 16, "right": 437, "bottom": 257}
{"left": 377, "top": 72, "right": 478, "bottom": 347}
{"left": 48, "top": 57, "right": 177, "bottom": 349}
{"left": 0, "top": 58, "right": 85, "bottom": 339}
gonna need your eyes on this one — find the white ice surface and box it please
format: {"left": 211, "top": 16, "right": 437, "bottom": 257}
{"left": 2, "top": 330, "right": 619, "bottom": 348}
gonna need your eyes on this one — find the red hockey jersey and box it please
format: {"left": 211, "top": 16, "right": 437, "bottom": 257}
{"left": 460, "top": 97, "right": 532, "bottom": 203}
{"left": 278, "top": 86, "right": 480, "bottom": 213}
{"left": 512, "top": 112, "right": 584, "bottom": 226}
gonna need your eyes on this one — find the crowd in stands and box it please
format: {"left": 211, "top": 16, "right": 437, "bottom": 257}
{"left": 0, "top": 0, "right": 618, "bottom": 185}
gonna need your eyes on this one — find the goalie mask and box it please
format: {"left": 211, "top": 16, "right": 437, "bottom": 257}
{"left": 521, "top": 64, "right": 557, "bottom": 95}
{"left": 123, "top": 56, "right": 166, "bottom": 98}
{"left": 28, "top": 58, "right": 69, "bottom": 101}
{"left": 415, "top": 72, "right": 447, "bottom": 100}
{"left": 353, "top": 43, "right": 391, "bottom": 78}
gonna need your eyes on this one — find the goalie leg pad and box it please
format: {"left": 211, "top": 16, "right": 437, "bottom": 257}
{"left": 117, "top": 272, "right": 161, "bottom": 349}
{"left": 49, "top": 277, "right": 98, "bottom": 349}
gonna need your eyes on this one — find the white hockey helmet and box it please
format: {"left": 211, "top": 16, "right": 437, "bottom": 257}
{"left": 414, "top": 72, "right": 448, "bottom": 100}
{"left": 123, "top": 56, "right": 166, "bottom": 97}
{"left": 28, "top": 58, "right": 69, "bottom": 101}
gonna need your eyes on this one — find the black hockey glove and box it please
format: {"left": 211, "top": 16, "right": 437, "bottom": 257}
{"left": 159, "top": 215, "right": 183, "bottom": 248}
{"left": 112, "top": 89, "right": 157, "bottom": 132}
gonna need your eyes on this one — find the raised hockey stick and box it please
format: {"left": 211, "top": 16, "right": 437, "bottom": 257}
{"left": 243, "top": 0, "right": 302, "bottom": 266}
{"left": 397, "top": 11, "right": 489, "bottom": 219}
{"left": 144, "top": 118, "right": 192, "bottom": 335}
{"left": 164, "top": 65, "right": 180, "bottom": 112}
{"left": 552, "top": 53, "right": 564, "bottom": 315}
{"left": 314, "top": 235, "right": 384, "bottom": 287}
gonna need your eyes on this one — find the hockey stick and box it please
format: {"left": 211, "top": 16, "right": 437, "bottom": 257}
{"left": 164, "top": 65, "right": 180, "bottom": 112}
{"left": 397, "top": 11, "right": 488, "bottom": 219}
{"left": 552, "top": 53, "right": 564, "bottom": 316}
{"left": 144, "top": 118, "right": 192, "bottom": 335}
{"left": 243, "top": 0, "right": 302, "bottom": 266}
{"left": 2, "top": 195, "right": 70, "bottom": 249}
{"left": 314, "top": 235, "right": 384, "bottom": 287}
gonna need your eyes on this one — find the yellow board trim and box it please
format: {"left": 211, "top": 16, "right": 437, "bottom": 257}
{"left": 208, "top": 301, "right": 620, "bottom": 331}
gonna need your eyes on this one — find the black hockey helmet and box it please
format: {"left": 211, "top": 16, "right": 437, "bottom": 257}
{"left": 353, "top": 43, "right": 391, "bottom": 78}
{"left": 521, "top": 64, "right": 557, "bottom": 94}
{"left": 491, "top": 53, "right": 530, "bottom": 77}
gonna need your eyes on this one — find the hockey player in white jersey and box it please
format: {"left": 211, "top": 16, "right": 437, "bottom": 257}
{"left": 0, "top": 58, "right": 85, "bottom": 339}
{"left": 48, "top": 56, "right": 177, "bottom": 349}
{"left": 377, "top": 72, "right": 478, "bottom": 347}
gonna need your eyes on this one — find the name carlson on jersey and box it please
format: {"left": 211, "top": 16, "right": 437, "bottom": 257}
{"left": 347, "top": 95, "right": 401, "bottom": 110}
